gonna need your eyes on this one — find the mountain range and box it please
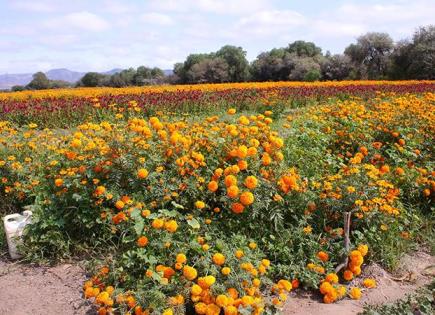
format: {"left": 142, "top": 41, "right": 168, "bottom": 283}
{"left": 0, "top": 68, "right": 173, "bottom": 90}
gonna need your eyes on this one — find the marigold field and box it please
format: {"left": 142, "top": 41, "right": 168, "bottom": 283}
{"left": 0, "top": 81, "right": 434, "bottom": 315}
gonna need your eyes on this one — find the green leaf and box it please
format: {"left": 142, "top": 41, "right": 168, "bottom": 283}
{"left": 187, "top": 218, "right": 200, "bottom": 230}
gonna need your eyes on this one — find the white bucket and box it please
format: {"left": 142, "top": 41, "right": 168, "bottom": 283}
{"left": 3, "top": 210, "right": 32, "bottom": 259}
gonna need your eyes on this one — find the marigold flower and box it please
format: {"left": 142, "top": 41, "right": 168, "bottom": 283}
{"left": 152, "top": 218, "right": 164, "bottom": 229}
{"left": 137, "top": 236, "right": 148, "bottom": 247}
{"left": 137, "top": 168, "right": 149, "bottom": 179}
{"left": 212, "top": 253, "right": 226, "bottom": 266}
{"left": 165, "top": 220, "right": 178, "bottom": 233}
{"left": 195, "top": 201, "right": 206, "bottom": 209}
{"left": 227, "top": 185, "right": 239, "bottom": 198}
{"left": 115, "top": 200, "right": 125, "bottom": 210}
{"left": 240, "top": 191, "right": 254, "bottom": 206}
{"left": 176, "top": 253, "right": 187, "bottom": 264}
{"left": 244, "top": 176, "right": 258, "bottom": 189}
{"left": 317, "top": 251, "right": 329, "bottom": 262}
{"left": 231, "top": 202, "right": 244, "bottom": 214}
{"left": 363, "top": 278, "right": 377, "bottom": 288}
{"left": 207, "top": 180, "right": 218, "bottom": 192}
{"left": 183, "top": 266, "right": 197, "bottom": 281}
{"left": 343, "top": 269, "right": 354, "bottom": 281}
{"left": 54, "top": 178, "right": 63, "bottom": 187}
{"left": 349, "top": 287, "right": 362, "bottom": 300}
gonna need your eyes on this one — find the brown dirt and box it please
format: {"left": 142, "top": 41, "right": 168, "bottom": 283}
{"left": 283, "top": 251, "right": 435, "bottom": 315}
{"left": 0, "top": 252, "right": 433, "bottom": 315}
{"left": 0, "top": 259, "right": 94, "bottom": 315}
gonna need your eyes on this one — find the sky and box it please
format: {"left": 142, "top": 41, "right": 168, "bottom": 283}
{"left": 0, "top": 0, "right": 434, "bottom": 74}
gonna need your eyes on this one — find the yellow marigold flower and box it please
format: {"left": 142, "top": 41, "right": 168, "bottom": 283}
{"left": 191, "top": 284, "right": 202, "bottom": 296}
{"left": 165, "top": 220, "right": 178, "bottom": 233}
{"left": 227, "top": 108, "right": 236, "bottom": 115}
{"left": 363, "top": 278, "right": 376, "bottom": 288}
{"left": 183, "top": 266, "right": 197, "bottom": 281}
{"left": 349, "top": 287, "right": 362, "bottom": 300}
{"left": 216, "top": 295, "right": 228, "bottom": 307}
{"left": 357, "top": 244, "right": 369, "bottom": 257}
{"left": 221, "top": 267, "right": 231, "bottom": 276}
{"left": 151, "top": 218, "right": 164, "bottom": 229}
{"left": 195, "top": 201, "right": 206, "bottom": 209}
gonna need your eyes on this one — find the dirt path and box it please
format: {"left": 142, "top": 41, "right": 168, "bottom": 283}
{"left": 0, "top": 252, "right": 433, "bottom": 315}
{"left": 0, "top": 259, "right": 93, "bottom": 315}
{"left": 284, "top": 251, "right": 435, "bottom": 315}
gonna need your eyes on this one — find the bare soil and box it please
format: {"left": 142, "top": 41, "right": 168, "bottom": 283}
{"left": 283, "top": 251, "right": 435, "bottom": 315}
{"left": 0, "top": 252, "right": 433, "bottom": 315}
{"left": 0, "top": 259, "right": 93, "bottom": 315}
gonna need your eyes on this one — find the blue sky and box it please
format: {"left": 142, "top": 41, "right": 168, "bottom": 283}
{"left": 0, "top": 0, "right": 434, "bottom": 73}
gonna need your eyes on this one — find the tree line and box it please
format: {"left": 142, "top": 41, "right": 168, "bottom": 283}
{"left": 11, "top": 25, "right": 435, "bottom": 91}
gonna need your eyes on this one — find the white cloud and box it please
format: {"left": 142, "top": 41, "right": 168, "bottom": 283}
{"left": 148, "top": 0, "right": 270, "bottom": 15}
{"left": 236, "top": 10, "right": 306, "bottom": 36}
{"left": 142, "top": 13, "right": 174, "bottom": 26}
{"left": 43, "top": 11, "right": 110, "bottom": 32}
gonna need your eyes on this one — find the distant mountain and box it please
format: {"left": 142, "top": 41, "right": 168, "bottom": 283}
{"left": 0, "top": 68, "right": 125, "bottom": 89}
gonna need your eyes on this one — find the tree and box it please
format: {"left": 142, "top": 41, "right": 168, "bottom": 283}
{"left": 11, "top": 85, "right": 25, "bottom": 92}
{"left": 345, "top": 32, "right": 394, "bottom": 79}
{"left": 216, "top": 45, "right": 250, "bottom": 82}
{"left": 287, "top": 40, "right": 322, "bottom": 57}
{"left": 186, "top": 58, "right": 230, "bottom": 83}
{"left": 407, "top": 25, "right": 435, "bottom": 79}
{"left": 27, "top": 72, "right": 50, "bottom": 90}
{"left": 80, "top": 72, "right": 107, "bottom": 87}
{"left": 288, "top": 57, "right": 321, "bottom": 81}
{"left": 321, "top": 54, "right": 353, "bottom": 80}
{"left": 49, "top": 80, "right": 71, "bottom": 89}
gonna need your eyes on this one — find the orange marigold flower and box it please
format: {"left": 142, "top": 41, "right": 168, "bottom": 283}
{"left": 137, "top": 236, "right": 148, "bottom": 247}
{"left": 137, "top": 168, "right": 149, "bottom": 179}
{"left": 317, "top": 251, "right": 329, "bottom": 262}
{"left": 208, "top": 180, "right": 218, "bottom": 192}
{"left": 115, "top": 200, "right": 125, "bottom": 210}
{"left": 231, "top": 202, "right": 244, "bottom": 214}
{"left": 212, "top": 253, "right": 226, "bottom": 266}
{"left": 227, "top": 185, "right": 239, "bottom": 198}
{"left": 244, "top": 176, "right": 258, "bottom": 189}
{"left": 240, "top": 191, "right": 254, "bottom": 206}
{"left": 224, "top": 175, "right": 237, "bottom": 187}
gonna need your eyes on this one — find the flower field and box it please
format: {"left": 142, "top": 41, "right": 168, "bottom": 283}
{"left": 0, "top": 81, "right": 434, "bottom": 315}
